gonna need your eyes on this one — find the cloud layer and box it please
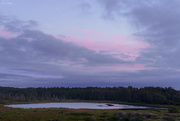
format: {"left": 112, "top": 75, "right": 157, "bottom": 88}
{"left": 99, "top": 0, "right": 180, "bottom": 69}
{"left": 0, "top": 0, "right": 180, "bottom": 89}
{"left": 0, "top": 15, "right": 134, "bottom": 86}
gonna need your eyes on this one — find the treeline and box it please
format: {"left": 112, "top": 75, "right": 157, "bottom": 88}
{"left": 0, "top": 86, "right": 179, "bottom": 105}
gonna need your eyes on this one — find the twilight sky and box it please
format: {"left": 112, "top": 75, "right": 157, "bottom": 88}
{"left": 0, "top": 0, "right": 180, "bottom": 89}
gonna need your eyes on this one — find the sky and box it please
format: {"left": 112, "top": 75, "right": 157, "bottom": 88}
{"left": 0, "top": 0, "right": 180, "bottom": 89}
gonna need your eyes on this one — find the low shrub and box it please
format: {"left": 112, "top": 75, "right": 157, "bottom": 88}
{"left": 168, "top": 107, "right": 179, "bottom": 113}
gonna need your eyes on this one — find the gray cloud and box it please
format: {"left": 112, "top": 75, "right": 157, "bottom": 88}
{"left": 98, "top": 0, "right": 135, "bottom": 20}
{"left": 0, "top": 15, "right": 129, "bottom": 84}
{"left": 94, "top": 0, "right": 180, "bottom": 89}
{"left": 0, "top": 15, "right": 38, "bottom": 32}
{"left": 80, "top": 2, "right": 91, "bottom": 11}
{"left": 16, "top": 29, "right": 126, "bottom": 65}
{"left": 1, "top": 0, "right": 180, "bottom": 89}
{"left": 98, "top": 0, "right": 180, "bottom": 69}
{"left": 130, "top": 1, "right": 180, "bottom": 70}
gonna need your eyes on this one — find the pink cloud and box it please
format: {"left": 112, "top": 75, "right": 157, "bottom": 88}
{"left": 55, "top": 28, "right": 152, "bottom": 61}
{"left": 0, "top": 30, "right": 19, "bottom": 39}
{"left": 54, "top": 28, "right": 154, "bottom": 73}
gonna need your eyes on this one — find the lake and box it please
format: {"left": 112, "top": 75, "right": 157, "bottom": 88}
{"left": 4, "top": 102, "right": 157, "bottom": 109}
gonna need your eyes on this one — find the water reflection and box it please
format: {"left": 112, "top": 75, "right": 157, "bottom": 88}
{"left": 4, "top": 102, "right": 156, "bottom": 109}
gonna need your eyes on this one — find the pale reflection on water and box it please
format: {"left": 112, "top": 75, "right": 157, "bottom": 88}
{"left": 4, "top": 102, "right": 153, "bottom": 109}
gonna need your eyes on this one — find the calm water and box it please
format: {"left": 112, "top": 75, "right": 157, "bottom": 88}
{"left": 4, "top": 102, "right": 154, "bottom": 109}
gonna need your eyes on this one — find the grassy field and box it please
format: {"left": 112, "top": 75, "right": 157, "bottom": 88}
{"left": 0, "top": 102, "right": 180, "bottom": 121}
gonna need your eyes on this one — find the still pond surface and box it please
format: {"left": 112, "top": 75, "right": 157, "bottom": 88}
{"left": 4, "top": 102, "right": 155, "bottom": 109}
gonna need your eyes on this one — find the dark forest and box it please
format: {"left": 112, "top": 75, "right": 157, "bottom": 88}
{"left": 0, "top": 86, "right": 179, "bottom": 105}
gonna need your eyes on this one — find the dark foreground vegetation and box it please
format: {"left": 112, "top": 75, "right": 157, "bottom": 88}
{"left": 0, "top": 104, "right": 180, "bottom": 121}
{"left": 0, "top": 86, "right": 180, "bottom": 105}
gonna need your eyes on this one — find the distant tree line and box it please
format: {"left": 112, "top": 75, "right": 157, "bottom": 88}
{"left": 0, "top": 86, "right": 179, "bottom": 105}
